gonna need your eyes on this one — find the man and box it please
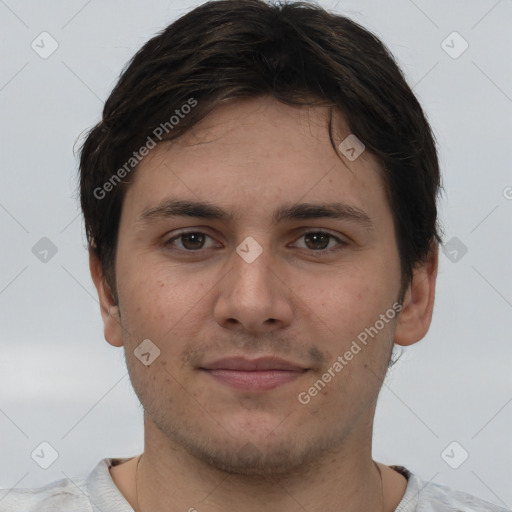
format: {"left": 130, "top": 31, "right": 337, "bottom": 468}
{"left": 1, "top": 0, "right": 508, "bottom": 511}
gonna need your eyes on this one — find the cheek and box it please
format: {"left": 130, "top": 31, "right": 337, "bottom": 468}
{"left": 117, "top": 258, "right": 211, "bottom": 356}
{"left": 301, "top": 262, "right": 395, "bottom": 327}
{"left": 294, "top": 260, "right": 399, "bottom": 384}
{"left": 116, "top": 258, "right": 171, "bottom": 336}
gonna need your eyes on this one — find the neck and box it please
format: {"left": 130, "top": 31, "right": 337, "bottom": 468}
{"left": 134, "top": 414, "right": 384, "bottom": 512}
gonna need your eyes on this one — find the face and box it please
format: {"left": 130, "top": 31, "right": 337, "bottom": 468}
{"left": 92, "top": 95, "right": 434, "bottom": 476}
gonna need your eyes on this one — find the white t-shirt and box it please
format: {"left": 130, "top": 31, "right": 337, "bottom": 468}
{"left": 0, "top": 458, "right": 509, "bottom": 512}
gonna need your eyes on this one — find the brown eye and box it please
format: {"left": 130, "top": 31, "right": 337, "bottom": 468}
{"left": 303, "top": 232, "right": 331, "bottom": 251}
{"left": 179, "top": 233, "right": 206, "bottom": 250}
{"left": 293, "top": 231, "right": 346, "bottom": 254}
{"left": 165, "top": 231, "right": 217, "bottom": 252}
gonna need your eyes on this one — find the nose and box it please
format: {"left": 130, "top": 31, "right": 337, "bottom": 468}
{"left": 212, "top": 241, "right": 294, "bottom": 334}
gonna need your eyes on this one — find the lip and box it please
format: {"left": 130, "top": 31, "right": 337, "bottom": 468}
{"left": 199, "top": 357, "right": 308, "bottom": 392}
{"left": 200, "top": 356, "right": 307, "bottom": 372}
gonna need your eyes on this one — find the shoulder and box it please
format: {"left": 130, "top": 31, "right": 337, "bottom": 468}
{"left": 0, "top": 474, "right": 91, "bottom": 512}
{"left": 0, "top": 457, "right": 132, "bottom": 512}
{"left": 393, "top": 466, "right": 511, "bottom": 512}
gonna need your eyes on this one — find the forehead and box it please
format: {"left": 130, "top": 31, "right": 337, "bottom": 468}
{"left": 168, "top": 96, "right": 364, "bottom": 166}
{"left": 120, "top": 96, "right": 389, "bottom": 227}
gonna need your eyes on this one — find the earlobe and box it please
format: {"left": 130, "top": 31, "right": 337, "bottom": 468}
{"left": 394, "top": 244, "right": 438, "bottom": 347}
{"left": 89, "top": 248, "right": 124, "bottom": 348}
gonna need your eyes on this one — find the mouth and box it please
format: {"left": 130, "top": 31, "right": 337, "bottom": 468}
{"left": 199, "top": 356, "right": 309, "bottom": 392}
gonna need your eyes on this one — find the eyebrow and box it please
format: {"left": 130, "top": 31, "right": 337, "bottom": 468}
{"left": 137, "top": 199, "right": 375, "bottom": 230}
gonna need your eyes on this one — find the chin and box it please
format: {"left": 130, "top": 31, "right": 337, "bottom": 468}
{"left": 190, "top": 439, "right": 311, "bottom": 476}
{"left": 170, "top": 423, "right": 341, "bottom": 478}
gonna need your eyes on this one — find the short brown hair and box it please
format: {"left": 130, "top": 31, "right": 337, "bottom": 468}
{"left": 79, "top": 0, "right": 442, "bottom": 303}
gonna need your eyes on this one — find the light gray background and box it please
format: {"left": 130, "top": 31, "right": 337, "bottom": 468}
{"left": 0, "top": 0, "right": 511, "bottom": 508}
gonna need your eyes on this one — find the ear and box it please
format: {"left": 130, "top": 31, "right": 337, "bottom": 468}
{"left": 394, "top": 243, "right": 438, "bottom": 347}
{"left": 89, "top": 248, "right": 124, "bottom": 348}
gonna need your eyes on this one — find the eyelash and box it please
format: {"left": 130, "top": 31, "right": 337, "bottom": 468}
{"left": 163, "top": 230, "right": 348, "bottom": 256}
